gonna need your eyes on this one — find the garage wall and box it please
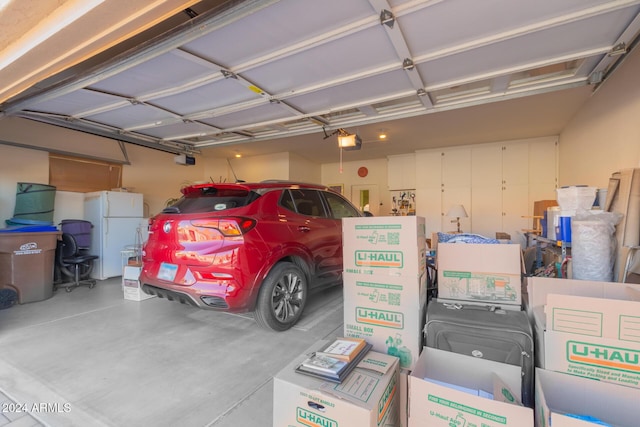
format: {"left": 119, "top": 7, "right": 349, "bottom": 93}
{"left": 123, "top": 145, "right": 207, "bottom": 217}
{"left": 321, "top": 158, "right": 389, "bottom": 216}
{"left": 559, "top": 45, "right": 640, "bottom": 187}
{"left": 289, "top": 152, "right": 321, "bottom": 183}
{"left": 201, "top": 156, "right": 233, "bottom": 185}
{"left": 0, "top": 143, "right": 210, "bottom": 223}
{"left": 226, "top": 152, "right": 290, "bottom": 183}
{"left": 0, "top": 145, "right": 49, "bottom": 224}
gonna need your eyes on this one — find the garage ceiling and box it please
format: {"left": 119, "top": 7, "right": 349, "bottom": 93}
{"left": 1, "top": 0, "right": 639, "bottom": 162}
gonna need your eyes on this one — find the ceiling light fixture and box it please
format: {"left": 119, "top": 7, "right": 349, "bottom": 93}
{"left": 0, "top": 0, "right": 105, "bottom": 73}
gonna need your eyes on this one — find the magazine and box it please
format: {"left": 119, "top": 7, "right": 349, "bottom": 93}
{"left": 315, "top": 337, "right": 367, "bottom": 362}
{"left": 295, "top": 342, "right": 372, "bottom": 383}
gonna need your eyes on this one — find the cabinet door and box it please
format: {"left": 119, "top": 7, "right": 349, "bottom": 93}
{"left": 416, "top": 188, "right": 443, "bottom": 235}
{"left": 442, "top": 148, "right": 471, "bottom": 188}
{"left": 442, "top": 149, "right": 471, "bottom": 232}
{"left": 528, "top": 138, "right": 558, "bottom": 205}
{"left": 388, "top": 153, "right": 416, "bottom": 190}
{"left": 502, "top": 143, "right": 530, "bottom": 241}
{"left": 415, "top": 150, "right": 442, "bottom": 224}
{"left": 503, "top": 184, "right": 530, "bottom": 239}
{"left": 502, "top": 143, "right": 529, "bottom": 187}
{"left": 415, "top": 150, "right": 442, "bottom": 189}
{"left": 471, "top": 145, "right": 503, "bottom": 237}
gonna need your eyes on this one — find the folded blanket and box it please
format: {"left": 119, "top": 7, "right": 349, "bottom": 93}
{"left": 437, "top": 232, "right": 500, "bottom": 244}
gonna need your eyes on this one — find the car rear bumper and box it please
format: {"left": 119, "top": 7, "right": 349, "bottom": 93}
{"left": 142, "top": 284, "right": 219, "bottom": 308}
{"left": 139, "top": 272, "right": 255, "bottom": 312}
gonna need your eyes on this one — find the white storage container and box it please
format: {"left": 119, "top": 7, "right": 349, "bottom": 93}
{"left": 555, "top": 186, "right": 596, "bottom": 211}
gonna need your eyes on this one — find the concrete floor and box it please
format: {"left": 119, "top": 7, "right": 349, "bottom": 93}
{"left": 0, "top": 278, "right": 344, "bottom": 427}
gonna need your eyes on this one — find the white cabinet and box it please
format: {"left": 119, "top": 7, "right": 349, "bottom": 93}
{"left": 388, "top": 153, "right": 416, "bottom": 190}
{"left": 470, "top": 139, "right": 557, "bottom": 242}
{"left": 415, "top": 151, "right": 442, "bottom": 235}
{"left": 416, "top": 148, "right": 472, "bottom": 234}
{"left": 501, "top": 142, "right": 530, "bottom": 237}
{"left": 415, "top": 137, "right": 558, "bottom": 241}
{"left": 528, "top": 138, "right": 558, "bottom": 202}
{"left": 471, "top": 145, "right": 503, "bottom": 237}
{"left": 471, "top": 142, "right": 531, "bottom": 238}
{"left": 441, "top": 149, "right": 471, "bottom": 232}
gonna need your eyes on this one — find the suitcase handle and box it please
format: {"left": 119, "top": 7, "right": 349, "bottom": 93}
{"left": 442, "top": 302, "right": 507, "bottom": 314}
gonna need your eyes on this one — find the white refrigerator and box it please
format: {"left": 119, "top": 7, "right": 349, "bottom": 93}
{"left": 84, "top": 191, "right": 145, "bottom": 280}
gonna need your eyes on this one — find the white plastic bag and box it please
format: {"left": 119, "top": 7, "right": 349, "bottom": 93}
{"left": 571, "top": 210, "right": 623, "bottom": 281}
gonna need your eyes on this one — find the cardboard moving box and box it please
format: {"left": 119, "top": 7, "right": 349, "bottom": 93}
{"left": 273, "top": 340, "right": 400, "bottom": 427}
{"left": 342, "top": 216, "right": 426, "bottom": 277}
{"left": 437, "top": 243, "right": 523, "bottom": 306}
{"left": 123, "top": 266, "right": 155, "bottom": 301}
{"left": 536, "top": 368, "right": 640, "bottom": 427}
{"left": 526, "top": 277, "right": 640, "bottom": 388}
{"left": 408, "top": 347, "right": 533, "bottom": 427}
{"left": 343, "top": 272, "right": 427, "bottom": 370}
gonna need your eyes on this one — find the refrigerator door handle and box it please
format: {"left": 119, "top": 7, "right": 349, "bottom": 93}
{"left": 105, "top": 193, "right": 110, "bottom": 217}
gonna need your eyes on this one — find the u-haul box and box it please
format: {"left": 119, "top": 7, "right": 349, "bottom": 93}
{"left": 526, "top": 276, "right": 640, "bottom": 316}
{"left": 343, "top": 272, "right": 427, "bottom": 370}
{"left": 527, "top": 276, "right": 640, "bottom": 368}
{"left": 437, "top": 243, "right": 523, "bottom": 307}
{"left": 408, "top": 347, "right": 533, "bottom": 427}
{"left": 273, "top": 341, "right": 399, "bottom": 427}
{"left": 544, "top": 331, "right": 640, "bottom": 389}
{"left": 342, "top": 216, "right": 426, "bottom": 278}
{"left": 536, "top": 368, "right": 640, "bottom": 427}
{"left": 526, "top": 277, "right": 640, "bottom": 388}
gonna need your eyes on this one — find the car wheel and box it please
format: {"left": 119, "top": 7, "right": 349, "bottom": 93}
{"left": 254, "top": 262, "right": 307, "bottom": 331}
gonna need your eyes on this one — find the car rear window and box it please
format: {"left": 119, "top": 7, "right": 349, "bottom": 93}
{"left": 163, "top": 187, "right": 259, "bottom": 214}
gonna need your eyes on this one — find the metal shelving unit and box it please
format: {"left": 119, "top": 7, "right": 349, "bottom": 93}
{"left": 526, "top": 233, "right": 571, "bottom": 270}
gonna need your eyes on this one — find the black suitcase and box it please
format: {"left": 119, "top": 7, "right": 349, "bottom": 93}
{"left": 424, "top": 300, "right": 534, "bottom": 407}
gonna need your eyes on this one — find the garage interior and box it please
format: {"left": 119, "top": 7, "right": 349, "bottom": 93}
{"left": 1, "top": 0, "right": 640, "bottom": 426}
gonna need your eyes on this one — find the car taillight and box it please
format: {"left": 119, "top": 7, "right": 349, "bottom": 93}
{"left": 190, "top": 217, "right": 256, "bottom": 236}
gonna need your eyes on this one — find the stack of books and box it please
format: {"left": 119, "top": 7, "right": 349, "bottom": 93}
{"left": 295, "top": 337, "right": 372, "bottom": 383}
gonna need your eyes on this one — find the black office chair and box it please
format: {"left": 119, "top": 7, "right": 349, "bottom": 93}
{"left": 55, "top": 233, "right": 99, "bottom": 292}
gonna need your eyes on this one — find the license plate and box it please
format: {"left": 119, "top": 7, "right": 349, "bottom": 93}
{"left": 157, "top": 263, "right": 178, "bottom": 281}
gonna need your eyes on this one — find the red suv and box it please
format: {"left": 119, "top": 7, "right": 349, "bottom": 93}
{"left": 140, "top": 181, "right": 362, "bottom": 331}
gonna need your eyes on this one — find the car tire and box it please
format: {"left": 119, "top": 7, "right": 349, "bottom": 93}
{"left": 254, "top": 262, "right": 307, "bottom": 331}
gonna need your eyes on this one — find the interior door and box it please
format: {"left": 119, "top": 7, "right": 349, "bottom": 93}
{"left": 351, "top": 184, "right": 380, "bottom": 216}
